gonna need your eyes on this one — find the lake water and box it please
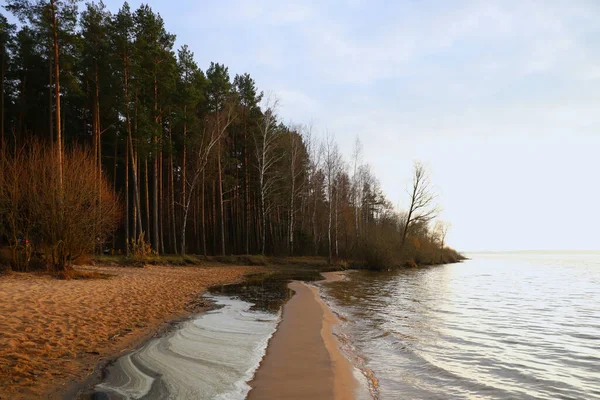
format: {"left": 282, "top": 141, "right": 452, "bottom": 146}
{"left": 321, "top": 252, "right": 600, "bottom": 399}
{"left": 89, "top": 272, "right": 304, "bottom": 400}
{"left": 91, "top": 255, "right": 600, "bottom": 399}
{"left": 94, "top": 294, "right": 280, "bottom": 399}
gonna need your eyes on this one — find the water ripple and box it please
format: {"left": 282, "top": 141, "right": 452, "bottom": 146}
{"left": 322, "top": 253, "right": 600, "bottom": 399}
{"left": 94, "top": 295, "right": 280, "bottom": 400}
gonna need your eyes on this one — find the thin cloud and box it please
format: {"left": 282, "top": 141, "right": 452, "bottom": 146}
{"left": 100, "top": 0, "right": 600, "bottom": 250}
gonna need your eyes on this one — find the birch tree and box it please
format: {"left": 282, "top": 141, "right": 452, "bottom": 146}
{"left": 323, "top": 132, "right": 342, "bottom": 263}
{"left": 351, "top": 136, "right": 363, "bottom": 241}
{"left": 180, "top": 104, "right": 235, "bottom": 255}
{"left": 303, "top": 126, "right": 323, "bottom": 255}
{"left": 254, "top": 97, "right": 283, "bottom": 254}
{"left": 0, "top": 2, "right": 460, "bottom": 263}
{"left": 287, "top": 124, "right": 306, "bottom": 255}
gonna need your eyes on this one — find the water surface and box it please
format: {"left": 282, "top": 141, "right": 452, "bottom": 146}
{"left": 90, "top": 273, "right": 304, "bottom": 399}
{"left": 322, "top": 252, "right": 600, "bottom": 399}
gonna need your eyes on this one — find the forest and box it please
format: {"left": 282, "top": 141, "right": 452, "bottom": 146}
{"left": 0, "top": 1, "right": 461, "bottom": 273}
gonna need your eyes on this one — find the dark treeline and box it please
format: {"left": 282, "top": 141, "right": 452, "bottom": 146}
{"left": 0, "top": 1, "right": 461, "bottom": 268}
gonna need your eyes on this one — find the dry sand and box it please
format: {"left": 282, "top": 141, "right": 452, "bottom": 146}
{"left": 0, "top": 264, "right": 256, "bottom": 400}
{"left": 248, "top": 271, "right": 358, "bottom": 400}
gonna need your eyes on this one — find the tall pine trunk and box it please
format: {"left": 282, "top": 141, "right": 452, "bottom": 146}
{"left": 95, "top": 69, "right": 102, "bottom": 254}
{"left": 152, "top": 74, "right": 159, "bottom": 253}
{"left": 124, "top": 54, "right": 142, "bottom": 245}
{"left": 212, "top": 179, "right": 217, "bottom": 253}
{"left": 201, "top": 170, "right": 206, "bottom": 256}
{"left": 48, "top": 56, "right": 53, "bottom": 142}
{"left": 158, "top": 151, "right": 164, "bottom": 254}
{"left": 112, "top": 135, "right": 118, "bottom": 193}
{"left": 132, "top": 157, "right": 137, "bottom": 241}
{"left": 128, "top": 131, "right": 142, "bottom": 242}
{"left": 244, "top": 113, "right": 250, "bottom": 254}
{"left": 169, "top": 126, "right": 177, "bottom": 254}
{"left": 334, "top": 185, "right": 339, "bottom": 257}
{"left": 313, "top": 187, "right": 318, "bottom": 256}
{"left": 289, "top": 174, "right": 295, "bottom": 256}
{"left": 217, "top": 141, "right": 225, "bottom": 255}
{"left": 50, "top": 0, "right": 63, "bottom": 191}
{"left": 234, "top": 134, "right": 239, "bottom": 253}
{"left": 145, "top": 159, "right": 150, "bottom": 238}
{"left": 181, "top": 105, "right": 187, "bottom": 250}
{"left": 125, "top": 145, "right": 130, "bottom": 255}
{"left": 1, "top": 51, "right": 4, "bottom": 150}
{"left": 328, "top": 193, "right": 332, "bottom": 264}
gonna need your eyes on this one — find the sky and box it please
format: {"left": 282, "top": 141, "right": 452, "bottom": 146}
{"left": 13, "top": 0, "right": 600, "bottom": 251}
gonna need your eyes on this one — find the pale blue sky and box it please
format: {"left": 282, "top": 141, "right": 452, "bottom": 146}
{"left": 17, "top": 0, "right": 600, "bottom": 251}
{"left": 94, "top": 0, "right": 600, "bottom": 251}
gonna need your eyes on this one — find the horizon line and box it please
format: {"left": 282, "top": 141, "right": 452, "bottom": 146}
{"left": 465, "top": 249, "right": 600, "bottom": 254}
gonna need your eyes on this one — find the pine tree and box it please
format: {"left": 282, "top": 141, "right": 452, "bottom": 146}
{"left": 233, "top": 73, "right": 262, "bottom": 253}
{"left": 110, "top": 2, "right": 141, "bottom": 251}
{"left": 206, "top": 62, "right": 232, "bottom": 255}
{"left": 175, "top": 45, "right": 206, "bottom": 254}
{"left": 132, "top": 4, "right": 176, "bottom": 253}
{"left": 11, "top": 26, "right": 47, "bottom": 138}
{"left": 6, "top": 0, "right": 80, "bottom": 188}
{"left": 0, "top": 13, "right": 16, "bottom": 149}
{"left": 1, "top": 0, "right": 455, "bottom": 265}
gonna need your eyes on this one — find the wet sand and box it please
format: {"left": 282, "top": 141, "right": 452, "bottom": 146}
{"left": 248, "top": 271, "right": 358, "bottom": 400}
{"left": 0, "top": 264, "right": 256, "bottom": 400}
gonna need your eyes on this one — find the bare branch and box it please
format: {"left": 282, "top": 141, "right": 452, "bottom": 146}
{"left": 401, "top": 161, "right": 439, "bottom": 247}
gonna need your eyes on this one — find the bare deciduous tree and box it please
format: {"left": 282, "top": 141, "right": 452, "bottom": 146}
{"left": 433, "top": 220, "right": 451, "bottom": 249}
{"left": 401, "top": 161, "right": 439, "bottom": 247}
{"left": 351, "top": 136, "right": 363, "bottom": 241}
{"left": 254, "top": 96, "right": 283, "bottom": 255}
{"left": 287, "top": 124, "right": 306, "bottom": 256}
{"left": 303, "top": 126, "right": 324, "bottom": 255}
{"left": 180, "top": 104, "right": 235, "bottom": 255}
{"left": 323, "top": 132, "right": 342, "bottom": 263}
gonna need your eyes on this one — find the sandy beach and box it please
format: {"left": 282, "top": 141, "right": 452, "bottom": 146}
{"left": 0, "top": 264, "right": 256, "bottom": 400}
{"left": 248, "top": 271, "right": 359, "bottom": 400}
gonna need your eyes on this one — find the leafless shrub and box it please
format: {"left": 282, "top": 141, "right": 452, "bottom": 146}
{"left": 0, "top": 142, "right": 121, "bottom": 275}
{"left": 0, "top": 144, "right": 33, "bottom": 271}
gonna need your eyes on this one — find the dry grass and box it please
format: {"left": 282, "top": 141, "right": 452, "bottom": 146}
{"left": 60, "top": 269, "right": 113, "bottom": 280}
{"left": 95, "top": 254, "right": 337, "bottom": 271}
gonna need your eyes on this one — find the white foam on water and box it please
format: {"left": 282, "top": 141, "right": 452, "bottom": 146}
{"left": 96, "top": 353, "right": 155, "bottom": 399}
{"left": 95, "top": 295, "right": 280, "bottom": 400}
